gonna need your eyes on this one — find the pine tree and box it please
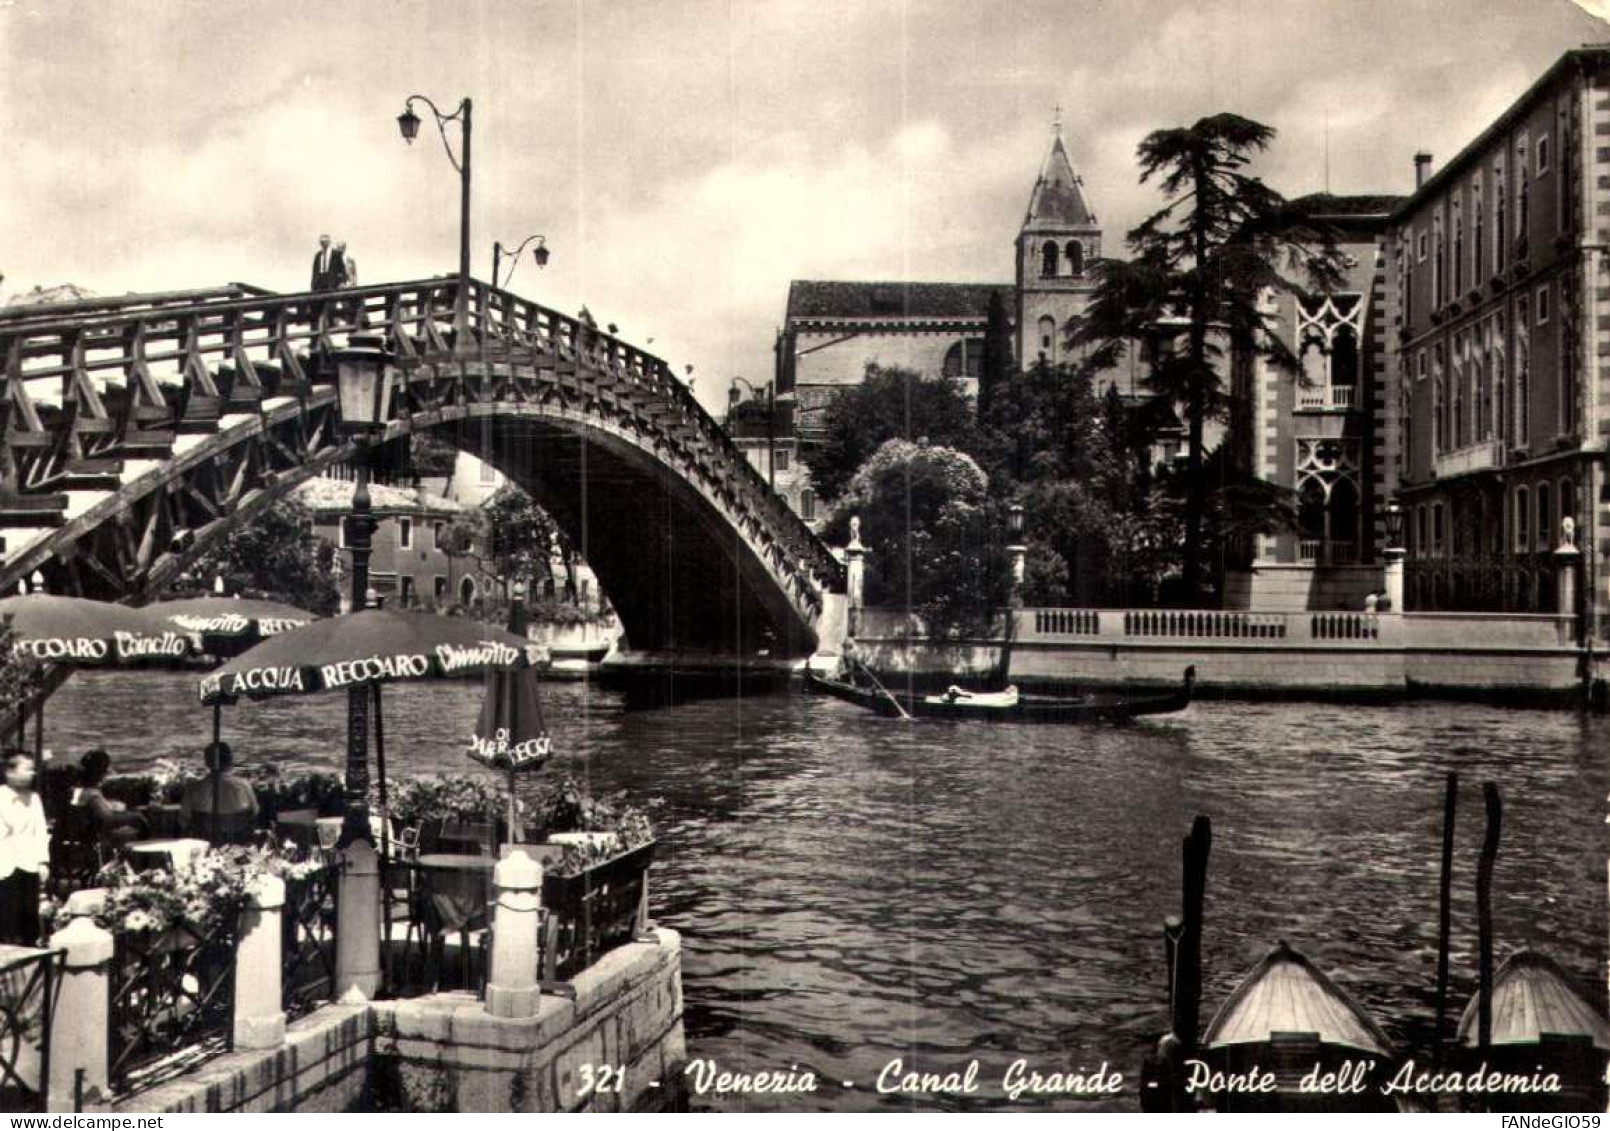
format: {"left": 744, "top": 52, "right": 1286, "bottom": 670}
{"left": 1075, "top": 113, "right": 1345, "bottom": 602}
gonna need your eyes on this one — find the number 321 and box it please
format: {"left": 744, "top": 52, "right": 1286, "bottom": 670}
{"left": 578, "top": 1064, "right": 625, "bottom": 1097}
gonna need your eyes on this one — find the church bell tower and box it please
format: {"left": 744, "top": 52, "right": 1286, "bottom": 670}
{"left": 1015, "top": 112, "right": 1102, "bottom": 368}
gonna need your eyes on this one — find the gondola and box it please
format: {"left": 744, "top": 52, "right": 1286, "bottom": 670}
{"left": 804, "top": 664, "right": 1194, "bottom": 722}
{"left": 1196, "top": 941, "right": 1401, "bottom": 1113}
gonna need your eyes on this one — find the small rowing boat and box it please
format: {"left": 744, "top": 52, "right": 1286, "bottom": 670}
{"left": 1197, "top": 941, "right": 1399, "bottom": 1112}
{"left": 804, "top": 665, "right": 1193, "bottom": 723}
{"left": 1453, "top": 951, "right": 1610, "bottom": 1111}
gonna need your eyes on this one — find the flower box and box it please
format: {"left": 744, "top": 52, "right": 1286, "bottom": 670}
{"left": 539, "top": 839, "right": 657, "bottom": 981}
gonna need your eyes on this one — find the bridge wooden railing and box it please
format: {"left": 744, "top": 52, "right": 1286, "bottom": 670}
{"left": 0, "top": 276, "right": 844, "bottom": 599}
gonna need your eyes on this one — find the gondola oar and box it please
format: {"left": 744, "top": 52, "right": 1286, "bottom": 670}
{"left": 853, "top": 655, "right": 910, "bottom": 720}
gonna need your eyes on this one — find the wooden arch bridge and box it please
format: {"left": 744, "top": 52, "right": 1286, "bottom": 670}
{"left": 0, "top": 278, "right": 845, "bottom": 657}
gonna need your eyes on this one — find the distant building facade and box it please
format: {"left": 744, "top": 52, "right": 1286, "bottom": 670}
{"left": 1388, "top": 47, "right": 1610, "bottom": 623}
{"left": 1228, "top": 195, "right": 1404, "bottom": 610}
{"left": 296, "top": 475, "right": 496, "bottom": 610}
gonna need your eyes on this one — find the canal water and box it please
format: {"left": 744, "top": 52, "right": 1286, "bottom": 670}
{"left": 43, "top": 672, "right": 1607, "bottom": 1111}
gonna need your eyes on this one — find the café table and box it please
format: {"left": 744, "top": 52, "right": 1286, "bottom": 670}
{"left": 125, "top": 837, "right": 210, "bottom": 873}
{"left": 139, "top": 804, "right": 185, "bottom": 840}
{"left": 278, "top": 811, "right": 344, "bottom": 853}
{"left": 414, "top": 854, "right": 495, "bottom": 990}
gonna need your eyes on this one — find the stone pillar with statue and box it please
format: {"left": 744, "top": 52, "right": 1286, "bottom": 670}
{"left": 1555, "top": 516, "right": 1580, "bottom": 616}
{"left": 844, "top": 515, "right": 865, "bottom": 637}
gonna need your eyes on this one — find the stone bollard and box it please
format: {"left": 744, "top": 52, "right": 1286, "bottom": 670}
{"left": 485, "top": 849, "right": 543, "bottom": 1019}
{"left": 335, "top": 838, "right": 382, "bottom": 1001}
{"left": 47, "top": 916, "right": 114, "bottom": 1111}
{"left": 234, "top": 873, "right": 287, "bottom": 1049}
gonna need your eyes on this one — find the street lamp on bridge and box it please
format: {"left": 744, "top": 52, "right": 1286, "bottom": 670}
{"left": 397, "top": 94, "right": 472, "bottom": 336}
{"left": 492, "top": 235, "right": 550, "bottom": 291}
{"left": 729, "top": 376, "right": 777, "bottom": 492}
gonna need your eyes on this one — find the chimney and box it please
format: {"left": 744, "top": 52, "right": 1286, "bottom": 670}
{"left": 1414, "top": 151, "right": 1433, "bottom": 190}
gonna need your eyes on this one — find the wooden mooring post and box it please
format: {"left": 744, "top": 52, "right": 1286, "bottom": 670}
{"left": 1173, "top": 815, "right": 1212, "bottom": 1054}
{"left": 1145, "top": 815, "right": 1211, "bottom": 1112}
{"left": 1475, "top": 782, "right": 1503, "bottom": 1053}
{"left": 1432, "top": 771, "right": 1457, "bottom": 1068}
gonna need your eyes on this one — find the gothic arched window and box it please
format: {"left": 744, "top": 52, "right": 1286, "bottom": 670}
{"left": 1066, "top": 241, "right": 1084, "bottom": 276}
{"left": 1041, "top": 241, "right": 1058, "bottom": 277}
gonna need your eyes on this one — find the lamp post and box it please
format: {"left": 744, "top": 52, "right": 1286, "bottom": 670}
{"left": 329, "top": 334, "right": 393, "bottom": 1001}
{"left": 492, "top": 235, "right": 549, "bottom": 291}
{"left": 332, "top": 335, "right": 393, "bottom": 843}
{"left": 397, "top": 94, "right": 472, "bottom": 337}
{"left": 729, "top": 376, "right": 777, "bottom": 491}
{"left": 1006, "top": 502, "right": 1027, "bottom": 607}
{"left": 1383, "top": 498, "right": 1405, "bottom": 613}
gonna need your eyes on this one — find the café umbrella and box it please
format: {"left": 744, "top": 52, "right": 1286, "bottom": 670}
{"left": 154, "top": 595, "right": 317, "bottom": 658}
{"left": 200, "top": 609, "right": 548, "bottom": 838}
{"left": 154, "top": 593, "right": 318, "bottom": 840}
{"left": 467, "top": 603, "right": 553, "bottom": 838}
{"left": 0, "top": 593, "right": 199, "bottom": 757}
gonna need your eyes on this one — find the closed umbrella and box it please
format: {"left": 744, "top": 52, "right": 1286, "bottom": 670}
{"left": 467, "top": 603, "right": 552, "bottom": 839}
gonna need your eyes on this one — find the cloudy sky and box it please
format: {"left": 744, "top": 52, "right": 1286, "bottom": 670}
{"left": 2, "top": 0, "right": 1607, "bottom": 412}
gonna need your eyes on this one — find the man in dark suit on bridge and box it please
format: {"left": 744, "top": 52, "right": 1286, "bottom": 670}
{"left": 310, "top": 234, "right": 347, "bottom": 292}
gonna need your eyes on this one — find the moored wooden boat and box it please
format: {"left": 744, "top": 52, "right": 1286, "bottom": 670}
{"left": 1197, "top": 941, "right": 1399, "bottom": 1112}
{"left": 805, "top": 665, "right": 1193, "bottom": 722}
{"left": 1452, "top": 951, "right": 1610, "bottom": 1111}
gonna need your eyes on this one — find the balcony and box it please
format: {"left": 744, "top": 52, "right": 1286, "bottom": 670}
{"left": 1296, "top": 384, "right": 1356, "bottom": 412}
{"left": 1299, "top": 539, "right": 1358, "bottom": 566}
{"left": 1433, "top": 437, "right": 1506, "bottom": 478}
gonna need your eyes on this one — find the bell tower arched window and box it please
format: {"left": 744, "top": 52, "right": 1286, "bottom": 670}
{"left": 1041, "top": 241, "right": 1058, "bottom": 277}
{"left": 1066, "top": 241, "right": 1084, "bottom": 276}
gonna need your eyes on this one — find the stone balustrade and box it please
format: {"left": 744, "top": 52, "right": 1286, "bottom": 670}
{"left": 847, "top": 604, "right": 1593, "bottom": 701}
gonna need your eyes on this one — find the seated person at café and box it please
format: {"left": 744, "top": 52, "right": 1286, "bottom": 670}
{"left": 71, "top": 748, "right": 148, "bottom": 850}
{"left": 181, "top": 741, "right": 259, "bottom": 842}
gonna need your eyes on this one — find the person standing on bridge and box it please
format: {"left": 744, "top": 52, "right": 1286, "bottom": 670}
{"left": 310, "top": 234, "right": 347, "bottom": 292}
{"left": 337, "top": 241, "right": 358, "bottom": 288}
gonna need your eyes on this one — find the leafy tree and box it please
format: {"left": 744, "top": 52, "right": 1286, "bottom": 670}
{"left": 1075, "top": 113, "right": 1345, "bottom": 601}
{"left": 808, "top": 364, "right": 979, "bottom": 503}
{"left": 183, "top": 497, "right": 340, "bottom": 615}
{"left": 977, "top": 290, "right": 1013, "bottom": 424}
{"left": 821, "top": 440, "right": 1009, "bottom": 637}
{"left": 0, "top": 622, "right": 41, "bottom": 741}
{"left": 483, "top": 484, "right": 568, "bottom": 595}
{"left": 406, "top": 431, "right": 462, "bottom": 478}
{"left": 971, "top": 360, "right": 1172, "bottom": 605}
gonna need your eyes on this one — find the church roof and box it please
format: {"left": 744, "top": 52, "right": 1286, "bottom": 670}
{"left": 785, "top": 280, "right": 1012, "bottom": 322}
{"left": 1023, "top": 131, "right": 1096, "bottom": 231}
